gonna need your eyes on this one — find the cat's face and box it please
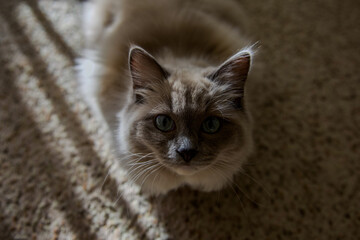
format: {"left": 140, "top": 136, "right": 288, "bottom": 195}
{"left": 117, "top": 47, "right": 253, "bottom": 194}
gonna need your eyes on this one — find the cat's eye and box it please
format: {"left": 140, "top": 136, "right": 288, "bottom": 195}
{"left": 155, "top": 115, "right": 175, "bottom": 132}
{"left": 201, "top": 116, "right": 221, "bottom": 134}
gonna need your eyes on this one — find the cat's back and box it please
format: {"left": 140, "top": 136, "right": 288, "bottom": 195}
{"left": 86, "top": 0, "right": 249, "bottom": 64}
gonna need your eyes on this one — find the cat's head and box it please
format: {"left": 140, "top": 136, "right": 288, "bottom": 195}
{"left": 117, "top": 46, "right": 253, "bottom": 194}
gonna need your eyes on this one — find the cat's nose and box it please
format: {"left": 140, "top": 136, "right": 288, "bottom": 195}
{"left": 176, "top": 148, "right": 198, "bottom": 162}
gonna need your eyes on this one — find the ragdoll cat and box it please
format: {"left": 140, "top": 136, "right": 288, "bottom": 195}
{"left": 78, "top": 0, "right": 255, "bottom": 194}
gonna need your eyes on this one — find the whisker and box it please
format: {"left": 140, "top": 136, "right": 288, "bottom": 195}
{"left": 140, "top": 164, "right": 162, "bottom": 190}
{"left": 130, "top": 161, "right": 159, "bottom": 184}
{"left": 239, "top": 171, "right": 272, "bottom": 198}
{"left": 208, "top": 166, "right": 249, "bottom": 218}
{"left": 100, "top": 167, "right": 111, "bottom": 190}
{"left": 126, "top": 161, "right": 156, "bottom": 179}
{"left": 151, "top": 166, "right": 164, "bottom": 194}
{"left": 127, "top": 160, "right": 157, "bottom": 167}
{"left": 123, "top": 151, "right": 154, "bottom": 161}
{"left": 213, "top": 161, "right": 264, "bottom": 207}
{"left": 113, "top": 187, "right": 124, "bottom": 207}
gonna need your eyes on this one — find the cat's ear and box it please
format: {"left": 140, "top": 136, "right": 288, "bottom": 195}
{"left": 208, "top": 51, "right": 251, "bottom": 108}
{"left": 209, "top": 51, "right": 251, "bottom": 88}
{"left": 129, "top": 46, "right": 169, "bottom": 103}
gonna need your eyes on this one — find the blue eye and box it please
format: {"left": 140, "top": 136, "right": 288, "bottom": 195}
{"left": 155, "top": 115, "right": 175, "bottom": 132}
{"left": 202, "top": 117, "right": 221, "bottom": 134}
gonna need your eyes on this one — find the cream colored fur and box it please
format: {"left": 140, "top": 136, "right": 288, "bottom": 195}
{"left": 78, "top": 0, "right": 255, "bottom": 194}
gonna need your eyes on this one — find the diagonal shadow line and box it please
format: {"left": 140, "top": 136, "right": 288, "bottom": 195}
{"left": 0, "top": 46, "right": 98, "bottom": 240}
{"left": 0, "top": 2, "right": 150, "bottom": 239}
{"left": 24, "top": 0, "right": 76, "bottom": 64}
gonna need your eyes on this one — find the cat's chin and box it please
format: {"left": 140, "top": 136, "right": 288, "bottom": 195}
{"left": 171, "top": 165, "right": 200, "bottom": 176}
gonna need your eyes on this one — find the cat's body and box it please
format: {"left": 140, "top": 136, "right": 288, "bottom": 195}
{"left": 78, "top": 0, "right": 255, "bottom": 194}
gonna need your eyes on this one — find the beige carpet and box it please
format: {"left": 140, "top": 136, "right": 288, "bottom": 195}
{"left": 0, "top": 0, "right": 359, "bottom": 239}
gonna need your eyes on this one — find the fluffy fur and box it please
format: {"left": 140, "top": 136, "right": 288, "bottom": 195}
{"left": 78, "top": 0, "right": 255, "bottom": 195}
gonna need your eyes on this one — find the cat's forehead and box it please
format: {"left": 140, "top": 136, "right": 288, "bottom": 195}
{"left": 167, "top": 70, "right": 212, "bottom": 113}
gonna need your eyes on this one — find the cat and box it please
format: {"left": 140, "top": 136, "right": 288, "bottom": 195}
{"left": 78, "top": 0, "right": 255, "bottom": 195}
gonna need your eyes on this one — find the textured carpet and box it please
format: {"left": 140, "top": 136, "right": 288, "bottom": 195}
{"left": 0, "top": 0, "right": 359, "bottom": 239}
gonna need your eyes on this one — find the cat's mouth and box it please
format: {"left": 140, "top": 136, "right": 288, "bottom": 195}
{"left": 171, "top": 165, "right": 199, "bottom": 176}
{"left": 162, "top": 159, "right": 212, "bottom": 176}
{"left": 157, "top": 153, "right": 215, "bottom": 176}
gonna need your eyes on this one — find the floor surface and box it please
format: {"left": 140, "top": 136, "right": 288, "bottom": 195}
{"left": 0, "top": 0, "right": 359, "bottom": 239}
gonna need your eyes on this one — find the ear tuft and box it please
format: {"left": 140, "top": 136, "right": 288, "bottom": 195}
{"left": 209, "top": 51, "right": 251, "bottom": 85}
{"left": 208, "top": 51, "right": 252, "bottom": 109}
